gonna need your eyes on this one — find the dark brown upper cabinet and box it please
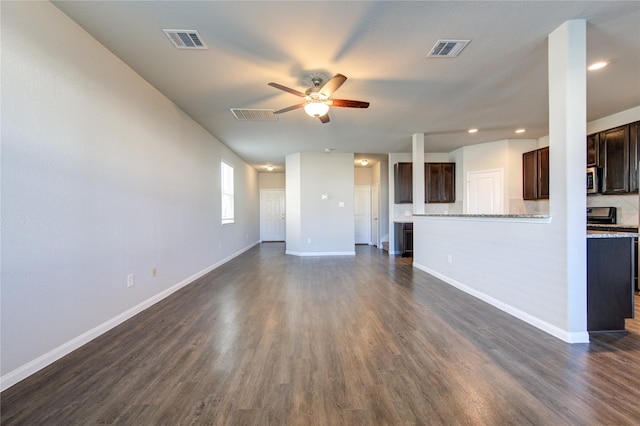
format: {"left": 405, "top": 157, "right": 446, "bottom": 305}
{"left": 629, "top": 121, "right": 640, "bottom": 193}
{"left": 600, "top": 125, "right": 630, "bottom": 194}
{"left": 523, "top": 147, "right": 549, "bottom": 200}
{"left": 587, "top": 133, "right": 599, "bottom": 167}
{"left": 537, "top": 147, "right": 550, "bottom": 199}
{"left": 394, "top": 162, "right": 412, "bottom": 204}
{"left": 425, "top": 163, "right": 455, "bottom": 203}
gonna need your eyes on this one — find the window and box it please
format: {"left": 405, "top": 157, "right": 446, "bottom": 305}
{"left": 221, "top": 161, "right": 234, "bottom": 224}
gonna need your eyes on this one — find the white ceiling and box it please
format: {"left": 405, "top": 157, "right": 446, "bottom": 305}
{"left": 52, "top": 1, "right": 640, "bottom": 172}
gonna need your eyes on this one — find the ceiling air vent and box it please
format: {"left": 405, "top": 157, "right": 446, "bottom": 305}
{"left": 230, "top": 109, "right": 278, "bottom": 121}
{"left": 427, "top": 39, "right": 470, "bottom": 58}
{"left": 162, "top": 29, "right": 208, "bottom": 49}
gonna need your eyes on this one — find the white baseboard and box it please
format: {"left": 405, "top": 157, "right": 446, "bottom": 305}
{"left": 285, "top": 250, "right": 355, "bottom": 257}
{"left": 413, "top": 262, "right": 590, "bottom": 344}
{"left": 0, "top": 241, "right": 260, "bottom": 392}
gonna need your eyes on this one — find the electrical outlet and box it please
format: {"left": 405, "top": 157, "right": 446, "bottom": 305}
{"left": 307, "top": 238, "right": 312, "bottom": 244}
{"left": 447, "top": 254, "right": 453, "bottom": 264}
{"left": 152, "top": 267, "right": 157, "bottom": 277}
{"left": 127, "top": 273, "right": 135, "bottom": 288}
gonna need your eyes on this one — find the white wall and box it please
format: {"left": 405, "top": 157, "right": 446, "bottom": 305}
{"left": 1, "top": 1, "right": 260, "bottom": 389}
{"left": 259, "top": 172, "right": 285, "bottom": 189}
{"left": 355, "top": 168, "right": 372, "bottom": 185}
{"left": 285, "top": 154, "right": 302, "bottom": 253}
{"left": 413, "top": 215, "right": 569, "bottom": 333}
{"left": 286, "top": 152, "right": 355, "bottom": 255}
{"left": 587, "top": 106, "right": 640, "bottom": 135}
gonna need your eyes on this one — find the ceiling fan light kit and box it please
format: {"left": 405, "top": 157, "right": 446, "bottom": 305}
{"left": 304, "top": 101, "right": 330, "bottom": 117}
{"left": 268, "top": 73, "right": 369, "bottom": 123}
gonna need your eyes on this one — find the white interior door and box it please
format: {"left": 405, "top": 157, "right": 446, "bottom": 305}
{"left": 371, "top": 183, "right": 379, "bottom": 247}
{"left": 260, "top": 189, "right": 285, "bottom": 241}
{"left": 354, "top": 185, "right": 371, "bottom": 244}
{"left": 466, "top": 169, "right": 504, "bottom": 214}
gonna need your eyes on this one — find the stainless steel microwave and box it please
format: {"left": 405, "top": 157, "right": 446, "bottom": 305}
{"left": 587, "top": 167, "right": 599, "bottom": 194}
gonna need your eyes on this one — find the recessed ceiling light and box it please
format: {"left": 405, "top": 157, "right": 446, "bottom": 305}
{"left": 266, "top": 165, "right": 274, "bottom": 171}
{"left": 360, "top": 160, "right": 369, "bottom": 166}
{"left": 468, "top": 128, "right": 478, "bottom": 133}
{"left": 515, "top": 128, "right": 526, "bottom": 134}
{"left": 588, "top": 61, "right": 609, "bottom": 71}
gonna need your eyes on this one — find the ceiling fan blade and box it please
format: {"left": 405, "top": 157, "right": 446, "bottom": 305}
{"left": 329, "top": 99, "right": 370, "bottom": 108}
{"left": 319, "top": 74, "right": 347, "bottom": 98}
{"left": 268, "top": 82, "right": 306, "bottom": 97}
{"left": 318, "top": 113, "right": 330, "bottom": 124}
{"left": 274, "top": 103, "right": 305, "bottom": 114}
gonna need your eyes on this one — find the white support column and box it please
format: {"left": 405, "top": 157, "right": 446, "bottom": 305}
{"left": 548, "top": 20, "right": 587, "bottom": 339}
{"left": 412, "top": 133, "right": 425, "bottom": 214}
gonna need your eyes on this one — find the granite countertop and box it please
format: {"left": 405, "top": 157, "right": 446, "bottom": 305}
{"left": 587, "top": 230, "right": 640, "bottom": 238}
{"left": 587, "top": 223, "right": 639, "bottom": 238}
{"left": 393, "top": 218, "right": 413, "bottom": 223}
{"left": 413, "top": 213, "right": 551, "bottom": 219}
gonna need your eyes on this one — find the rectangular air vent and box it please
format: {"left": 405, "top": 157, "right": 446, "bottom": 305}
{"left": 163, "top": 29, "right": 208, "bottom": 49}
{"left": 427, "top": 39, "right": 470, "bottom": 58}
{"left": 231, "top": 109, "right": 278, "bottom": 121}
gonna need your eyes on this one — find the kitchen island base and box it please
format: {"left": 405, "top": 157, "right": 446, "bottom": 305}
{"left": 587, "top": 236, "right": 635, "bottom": 332}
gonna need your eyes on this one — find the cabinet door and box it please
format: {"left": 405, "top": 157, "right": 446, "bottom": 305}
{"left": 523, "top": 148, "right": 549, "bottom": 200}
{"left": 403, "top": 223, "right": 413, "bottom": 257}
{"left": 425, "top": 163, "right": 455, "bottom": 203}
{"left": 537, "top": 147, "right": 549, "bottom": 199}
{"left": 394, "top": 162, "right": 412, "bottom": 203}
{"left": 629, "top": 122, "right": 639, "bottom": 193}
{"left": 601, "top": 126, "right": 630, "bottom": 194}
{"left": 587, "top": 133, "right": 599, "bottom": 167}
{"left": 425, "top": 163, "right": 442, "bottom": 203}
{"left": 523, "top": 150, "right": 537, "bottom": 200}
{"left": 441, "top": 163, "right": 456, "bottom": 202}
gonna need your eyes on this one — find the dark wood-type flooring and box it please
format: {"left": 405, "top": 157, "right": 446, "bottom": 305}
{"left": 3, "top": 243, "right": 640, "bottom": 425}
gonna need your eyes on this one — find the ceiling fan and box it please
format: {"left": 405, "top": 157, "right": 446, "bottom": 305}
{"left": 268, "top": 73, "right": 369, "bottom": 123}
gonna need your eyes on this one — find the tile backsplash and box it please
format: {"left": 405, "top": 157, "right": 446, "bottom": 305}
{"left": 392, "top": 195, "right": 638, "bottom": 225}
{"left": 392, "top": 201, "right": 462, "bottom": 220}
{"left": 588, "top": 194, "right": 639, "bottom": 226}
{"left": 510, "top": 199, "right": 549, "bottom": 215}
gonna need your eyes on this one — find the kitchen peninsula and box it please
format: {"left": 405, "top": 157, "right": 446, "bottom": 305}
{"left": 412, "top": 213, "right": 637, "bottom": 339}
